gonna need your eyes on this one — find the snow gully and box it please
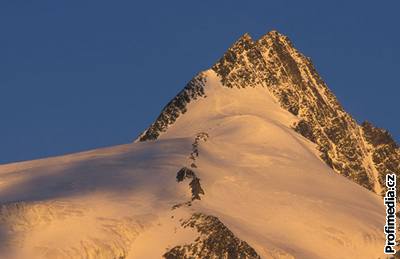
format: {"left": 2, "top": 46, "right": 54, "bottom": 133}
{"left": 384, "top": 174, "right": 397, "bottom": 255}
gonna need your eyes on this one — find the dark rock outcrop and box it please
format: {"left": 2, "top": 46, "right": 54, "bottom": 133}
{"left": 138, "top": 73, "right": 207, "bottom": 141}
{"left": 163, "top": 213, "right": 261, "bottom": 259}
{"left": 176, "top": 167, "right": 205, "bottom": 200}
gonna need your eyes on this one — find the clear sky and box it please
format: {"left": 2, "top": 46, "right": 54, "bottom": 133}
{"left": 1, "top": 1, "right": 399, "bottom": 164}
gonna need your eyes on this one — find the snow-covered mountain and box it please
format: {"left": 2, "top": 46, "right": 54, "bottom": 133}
{"left": 140, "top": 30, "right": 399, "bottom": 197}
{"left": 0, "top": 30, "right": 397, "bottom": 259}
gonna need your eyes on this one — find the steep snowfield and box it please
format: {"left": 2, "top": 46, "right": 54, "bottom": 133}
{"left": 0, "top": 70, "right": 385, "bottom": 258}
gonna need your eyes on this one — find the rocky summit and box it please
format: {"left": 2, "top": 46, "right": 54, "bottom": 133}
{"left": 140, "top": 30, "right": 400, "bottom": 198}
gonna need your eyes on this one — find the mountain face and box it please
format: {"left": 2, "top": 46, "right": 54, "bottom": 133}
{"left": 139, "top": 30, "right": 400, "bottom": 198}
{"left": 0, "top": 30, "right": 395, "bottom": 259}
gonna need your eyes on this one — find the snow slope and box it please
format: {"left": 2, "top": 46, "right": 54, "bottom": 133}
{"left": 0, "top": 70, "right": 385, "bottom": 258}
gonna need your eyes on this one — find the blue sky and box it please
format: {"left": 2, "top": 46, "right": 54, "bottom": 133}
{"left": 1, "top": 1, "right": 399, "bottom": 163}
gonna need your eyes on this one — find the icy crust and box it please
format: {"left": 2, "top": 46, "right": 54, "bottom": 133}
{"left": 138, "top": 73, "right": 207, "bottom": 141}
{"left": 0, "top": 139, "right": 196, "bottom": 259}
{"left": 0, "top": 201, "right": 144, "bottom": 259}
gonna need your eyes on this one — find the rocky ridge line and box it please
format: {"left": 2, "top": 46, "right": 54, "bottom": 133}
{"left": 139, "top": 73, "right": 207, "bottom": 141}
{"left": 212, "top": 30, "right": 399, "bottom": 195}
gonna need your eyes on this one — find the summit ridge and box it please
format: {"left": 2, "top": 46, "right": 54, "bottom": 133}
{"left": 140, "top": 30, "right": 399, "bottom": 196}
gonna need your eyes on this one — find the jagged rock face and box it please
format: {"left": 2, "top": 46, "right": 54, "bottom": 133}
{"left": 362, "top": 121, "right": 400, "bottom": 196}
{"left": 211, "top": 33, "right": 271, "bottom": 89}
{"left": 139, "top": 73, "right": 207, "bottom": 141}
{"left": 257, "top": 32, "right": 373, "bottom": 190}
{"left": 212, "top": 30, "right": 398, "bottom": 194}
{"left": 163, "top": 213, "right": 261, "bottom": 259}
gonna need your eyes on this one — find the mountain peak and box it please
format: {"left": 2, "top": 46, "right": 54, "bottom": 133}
{"left": 236, "top": 32, "right": 253, "bottom": 43}
{"left": 0, "top": 28, "right": 395, "bottom": 258}
{"left": 264, "top": 29, "right": 289, "bottom": 39}
{"left": 139, "top": 28, "right": 399, "bottom": 197}
{"left": 256, "top": 30, "right": 294, "bottom": 50}
{"left": 221, "top": 32, "right": 255, "bottom": 57}
{"left": 224, "top": 30, "right": 293, "bottom": 58}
